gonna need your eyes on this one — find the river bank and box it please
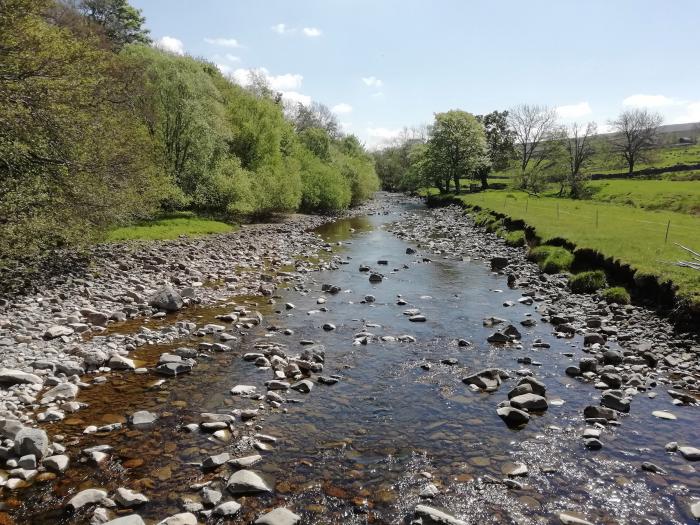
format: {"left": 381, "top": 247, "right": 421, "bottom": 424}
{"left": 0, "top": 194, "right": 698, "bottom": 524}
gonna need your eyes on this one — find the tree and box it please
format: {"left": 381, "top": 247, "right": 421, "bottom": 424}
{"left": 288, "top": 101, "right": 340, "bottom": 139}
{"left": 426, "top": 110, "right": 488, "bottom": 193}
{"left": 77, "top": 0, "right": 150, "bottom": 48}
{"left": 508, "top": 104, "right": 558, "bottom": 189}
{"left": 563, "top": 122, "right": 597, "bottom": 198}
{"left": 608, "top": 108, "right": 663, "bottom": 174}
{"left": 298, "top": 127, "right": 331, "bottom": 161}
{"left": 475, "top": 110, "right": 515, "bottom": 188}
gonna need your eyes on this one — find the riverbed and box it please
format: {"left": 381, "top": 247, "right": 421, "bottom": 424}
{"left": 7, "top": 195, "right": 700, "bottom": 524}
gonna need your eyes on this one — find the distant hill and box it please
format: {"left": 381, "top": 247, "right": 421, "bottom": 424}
{"left": 657, "top": 122, "right": 700, "bottom": 135}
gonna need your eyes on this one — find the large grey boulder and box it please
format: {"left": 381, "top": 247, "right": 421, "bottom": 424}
{"left": 14, "top": 427, "right": 50, "bottom": 459}
{"left": 255, "top": 507, "right": 301, "bottom": 525}
{"left": 226, "top": 469, "right": 273, "bottom": 495}
{"left": 497, "top": 406, "right": 530, "bottom": 427}
{"left": 0, "top": 368, "right": 42, "bottom": 386}
{"left": 148, "top": 285, "right": 184, "bottom": 312}
{"left": 43, "top": 325, "right": 74, "bottom": 339}
{"left": 462, "top": 368, "right": 505, "bottom": 392}
{"left": 510, "top": 393, "right": 548, "bottom": 412}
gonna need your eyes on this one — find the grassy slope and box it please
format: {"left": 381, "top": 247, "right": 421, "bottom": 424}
{"left": 457, "top": 191, "right": 700, "bottom": 307}
{"left": 586, "top": 179, "right": 700, "bottom": 215}
{"left": 107, "top": 213, "right": 235, "bottom": 241}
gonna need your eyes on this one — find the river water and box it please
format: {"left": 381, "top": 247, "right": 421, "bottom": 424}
{"left": 12, "top": 197, "right": 699, "bottom": 524}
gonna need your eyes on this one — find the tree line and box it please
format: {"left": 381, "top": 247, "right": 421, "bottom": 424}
{"left": 0, "top": 0, "right": 379, "bottom": 264}
{"left": 374, "top": 104, "right": 663, "bottom": 199}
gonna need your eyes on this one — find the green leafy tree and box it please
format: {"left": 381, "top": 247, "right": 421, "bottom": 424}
{"left": 298, "top": 127, "right": 331, "bottom": 161}
{"left": 475, "top": 110, "right": 515, "bottom": 188}
{"left": 78, "top": 0, "right": 150, "bottom": 48}
{"left": 425, "top": 110, "right": 488, "bottom": 193}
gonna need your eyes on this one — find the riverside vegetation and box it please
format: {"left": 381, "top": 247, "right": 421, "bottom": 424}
{"left": 0, "top": 0, "right": 379, "bottom": 270}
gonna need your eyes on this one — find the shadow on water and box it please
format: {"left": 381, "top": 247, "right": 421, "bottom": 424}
{"left": 10, "top": 197, "right": 700, "bottom": 524}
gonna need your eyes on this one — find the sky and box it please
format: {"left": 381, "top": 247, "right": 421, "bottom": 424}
{"left": 131, "top": 0, "right": 700, "bottom": 147}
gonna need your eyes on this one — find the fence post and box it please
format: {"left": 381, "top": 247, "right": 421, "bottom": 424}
{"left": 595, "top": 209, "right": 599, "bottom": 228}
{"left": 525, "top": 196, "right": 529, "bottom": 213}
{"left": 665, "top": 220, "right": 670, "bottom": 243}
{"left": 557, "top": 203, "right": 560, "bottom": 220}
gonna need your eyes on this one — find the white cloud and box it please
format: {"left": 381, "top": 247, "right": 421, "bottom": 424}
{"left": 231, "top": 68, "right": 303, "bottom": 91}
{"left": 303, "top": 27, "right": 322, "bottom": 37}
{"left": 556, "top": 101, "right": 592, "bottom": 119}
{"left": 673, "top": 101, "right": 700, "bottom": 124}
{"left": 332, "top": 103, "right": 353, "bottom": 114}
{"left": 204, "top": 37, "right": 241, "bottom": 48}
{"left": 362, "top": 76, "right": 384, "bottom": 88}
{"left": 271, "top": 23, "right": 289, "bottom": 34}
{"left": 622, "top": 94, "right": 677, "bottom": 107}
{"left": 225, "top": 54, "right": 241, "bottom": 62}
{"left": 281, "top": 91, "right": 312, "bottom": 107}
{"left": 371, "top": 91, "right": 384, "bottom": 98}
{"left": 216, "top": 63, "right": 232, "bottom": 75}
{"left": 155, "top": 36, "right": 184, "bottom": 55}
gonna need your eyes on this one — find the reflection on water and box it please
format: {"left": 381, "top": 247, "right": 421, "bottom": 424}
{"left": 12, "top": 199, "right": 699, "bottom": 524}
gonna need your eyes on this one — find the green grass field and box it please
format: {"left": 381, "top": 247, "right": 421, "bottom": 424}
{"left": 107, "top": 212, "right": 236, "bottom": 241}
{"left": 582, "top": 179, "right": 700, "bottom": 215}
{"left": 457, "top": 190, "right": 700, "bottom": 307}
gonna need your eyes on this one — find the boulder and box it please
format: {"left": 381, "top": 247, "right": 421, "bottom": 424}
{"left": 414, "top": 504, "right": 467, "bottom": 525}
{"left": 156, "top": 513, "right": 197, "bottom": 525}
{"left": 67, "top": 488, "right": 108, "bottom": 510}
{"left": 14, "top": 427, "right": 50, "bottom": 459}
{"left": 255, "top": 507, "right": 301, "bottom": 525}
{"left": 114, "top": 487, "right": 149, "bottom": 507}
{"left": 0, "top": 368, "right": 42, "bottom": 386}
{"left": 41, "top": 382, "right": 79, "bottom": 404}
{"left": 148, "top": 285, "right": 184, "bottom": 312}
{"left": 496, "top": 406, "right": 530, "bottom": 427}
{"left": 43, "top": 325, "right": 74, "bottom": 339}
{"left": 227, "top": 469, "right": 273, "bottom": 495}
{"left": 131, "top": 410, "right": 158, "bottom": 429}
{"left": 213, "top": 501, "right": 242, "bottom": 516}
{"left": 510, "top": 393, "right": 548, "bottom": 412}
{"left": 43, "top": 454, "right": 70, "bottom": 472}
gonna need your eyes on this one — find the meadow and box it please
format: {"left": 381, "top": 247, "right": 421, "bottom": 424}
{"left": 106, "top": 213, "right": 236, "bottom": 241}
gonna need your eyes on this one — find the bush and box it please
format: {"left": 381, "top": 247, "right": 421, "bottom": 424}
{"left": 601, "top": 286, "right": 631, "bottom": 305}
{"left": 569, "top": 270, "right": 607, "bottom": 294}
{"left": 528, "top": 246, "right": 574, "bottom": 274}
{"left": 505, "top": 230, "right": 526, "bottom": 247}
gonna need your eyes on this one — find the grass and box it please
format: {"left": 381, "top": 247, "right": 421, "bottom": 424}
{"left": 504, "top": 230, "right": 526, "bottom": 247}
{"left": 586, "top": 179, "right": 700, "bottom": 215}
{"left": 569, "top": 270, "right": 607, "bottom": 294}
{"left": 456, "top": 190, "right": 700, "bottom": 308}
{"left": 528, "top": 245, "right": 574, "bottom": 274}
{"left": 107, "top": 212, "right": 236, "bottom": 241}
{"left": 601, "top": 286, "right": 631, "bottom": 305}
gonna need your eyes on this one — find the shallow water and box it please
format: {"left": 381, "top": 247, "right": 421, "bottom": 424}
{"left": 11, "top": 198, "right": 699, "bottom": 524}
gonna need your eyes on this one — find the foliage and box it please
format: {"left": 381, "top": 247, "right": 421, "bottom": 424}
{"left": 601, "top": 286, "right": 631, "bottom": 305}
{"left": 475, "top": 110, "right": 516, "bottom": 188}
{"left": 569, "top": 270, "right": 607, "bottom": 293}
{"left": 0, "top": 0, "right": 167, "bottom": 262}
{"left": 107, "top": 212, "right": 235, "bottom": 241}
{"left": 77, "top": 0, "right": 150, "bottom": 48}
{"left": 504, "top": 230, "right": 526, "bottom": 247}
{"left": 528, "top": 245, "right": 574, "bottom": 273}
{"left": 426, "top": 110, "right": 488, "bottom": 193}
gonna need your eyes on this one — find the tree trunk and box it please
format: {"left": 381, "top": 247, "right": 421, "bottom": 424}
{"left": 480, "top": 174, "right": 489, "bottom": 189}
{"left": 628, "top": 158, "right": 634, "bottom": 175}
{"left": 453, "top": 172, "right": 460, "bottom": 194}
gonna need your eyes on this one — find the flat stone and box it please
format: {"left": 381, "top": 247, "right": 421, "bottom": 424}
{"left": 114, "top": 487, "right": 149, "bottom": 507}
{"left": 0, "top": 368, "right": 42, "bottom": 385}
{"left": 414, "top": 504, "right": 467, "bottom": 525}
{"left": 41, "top": 382, "right": 79, "bottom": 404}
{"left": 43, "top": 325, "right": 74, "bottom": 339}
{"left": 228, "top": 455, "right": 262, "bottom": 468}
{"left": 203, "top": 452, "right": 230, "bottom": 470}
{"left": 231, "top": 385, "right": 256, "bottom": 396}
{"left": 227, "top": 469, "right": 273, "bottom": 495}
{"left": 679, "top": 446, "right": 700, "bottom": 461}
{"left": 559, "top": 512, "right": 594, "bottom": 525}
{"left": 510, "top": 393, "right": 548, "bottom": 412}
{"left": 131, "top": 410, "right": 158, "bottom": 429}
{"left": 213, "top": 501, "right": 242, "bottom": 516}
{"left": 156, "top": 513, "right": 197, "bottom": 525}
{"left": 67, "top": 488, "right": 108, "bottom": 510}
{"left": 43, "top": 454, "right": 69, "bottom": 473}
{"left": 254, "top": 507, "right": 302, "bottom": 525}
{"left": 104, "top": 516, "right": 146, "bottom": 525}
{"left": 652, "top": 410, "right": 676, "bottom": 420}
{"left": 155, "top": 362, "right": 192, "bottom": 377}
{"left": 290, "top": 379, "right": 313, "bottom": 393}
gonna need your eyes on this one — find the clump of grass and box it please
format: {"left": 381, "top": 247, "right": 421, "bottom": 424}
{"left": 107, "top": 213, "right": 235, "bottom": 241}
{"left": 528, "top": 245, "right": 574, "bottom": 274}
{"left": 569, "top": 270, "right": 607, "bottom": 294}
{"left": 504, "top": 230, "right": 526, "bottom": 247}
{"left": 601, "top": 286, "right": 631, "bottom": 304}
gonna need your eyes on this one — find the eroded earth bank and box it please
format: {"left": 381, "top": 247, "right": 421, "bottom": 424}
{"left": 0, "top": 194, "right": 698, "bottom": 525}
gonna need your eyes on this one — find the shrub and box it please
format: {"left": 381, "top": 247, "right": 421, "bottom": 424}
{"left": 569, "top": 270, "right": 607, "bottom": 294}
{"left": 528, "top": 246, "right": 574, "bottom": 274}
{"left": 601, "top": 286, "right": 631, "bottom": 305}
{"left": 505, "top": 230, "right": 526, "bottom": 247}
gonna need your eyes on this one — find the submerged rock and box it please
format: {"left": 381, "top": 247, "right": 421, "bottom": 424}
{"left": 254, "top": 507, "right": 301, "bottom": 525}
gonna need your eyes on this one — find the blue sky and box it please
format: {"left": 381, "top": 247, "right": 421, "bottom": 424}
{"left": 132, "top": 0, "right": 700, "bottom": 147}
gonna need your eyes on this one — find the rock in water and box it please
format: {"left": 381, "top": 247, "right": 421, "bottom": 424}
{"left": 414, "top": 504, "right": 467, "bottom": 525}
{"left": 14, "top": 427, "right": 49, "bottom": 459}
{"left": 156, "top": 513, "right": 197, "bottom": 525}
{"left": 104, "top": 516, "right": 146, "bottom": 525}
{"left": 254, "top": 507, "right": 302, "bottom": 525}
{"left": 226, "top": 469, "right": 273, "bottom": 495}
{"left": 213, "top": 501, "right": 242, "bottom": 516}
{"left": 148, "top": 285, "right": 184, "bottom": 312}
{"left": 497, "top": 406, "right": 530, "bottom": 427}
{"left": 67, "top": 488, "right": 108, "bottom": 510}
